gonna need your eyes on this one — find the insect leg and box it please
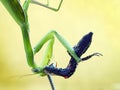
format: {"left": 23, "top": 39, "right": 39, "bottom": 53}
{"left": 81, "top": 52, "right": 103, "bottom": 61}
{"left": 30, "top": 0, "right": 63, "bottom": 11}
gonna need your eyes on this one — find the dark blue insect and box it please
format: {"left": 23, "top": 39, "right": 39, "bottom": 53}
{"left": 44, "top": 32, "right": 102, "bottom": 78}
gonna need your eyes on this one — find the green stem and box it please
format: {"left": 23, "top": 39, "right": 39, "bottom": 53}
{"left": 21, "top": 24, "right": 36, "bottom": 68}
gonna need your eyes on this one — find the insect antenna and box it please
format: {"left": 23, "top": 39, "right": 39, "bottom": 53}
{"left": 8, "top": 73, "right": 38, "bottom": 79}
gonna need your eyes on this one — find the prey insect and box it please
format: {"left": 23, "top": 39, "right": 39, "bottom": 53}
{"left": 33, "top": 32, "right": 102, "bottom": 78}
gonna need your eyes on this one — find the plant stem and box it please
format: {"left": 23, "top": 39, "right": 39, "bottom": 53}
{"left": 47, "top": 75, "right": 55, "bottom": 90}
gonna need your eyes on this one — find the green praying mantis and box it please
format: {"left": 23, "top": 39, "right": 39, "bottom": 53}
{"left": 0, "top": 0, "right": 102, "bottom": 90}
{"left": 0, "top": 0, "right": 81, "bottom": 77}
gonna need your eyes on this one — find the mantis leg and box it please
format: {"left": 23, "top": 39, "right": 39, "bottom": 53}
{"left": 32, "top": 34, "right": 55, "bottom": 76}
{"left": 30, "top": 0, "right": 63, "bottom": 11}
{"left": 39, "top": 37, "right": 55, "bottom": 76}
{"left": 22, "top": 0, "right": 31, "bottom": 12}
{"left": 53, "top": 31, "right": 80, "bottom": 62}
{"left": 34, "top": 30, "right": 81, "bottom": 71}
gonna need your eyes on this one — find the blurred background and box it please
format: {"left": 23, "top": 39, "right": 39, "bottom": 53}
{"left": 0, "top": 0, "right": 120, "bottom": 90}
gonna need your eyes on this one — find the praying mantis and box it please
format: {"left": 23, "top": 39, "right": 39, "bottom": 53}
{"left": 0, "top": 0, "right": 102, "bottom": 90}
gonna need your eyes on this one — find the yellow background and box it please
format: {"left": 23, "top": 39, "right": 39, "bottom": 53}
{"left": 0, "top": 0, "right": 120, "bottom": 90}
